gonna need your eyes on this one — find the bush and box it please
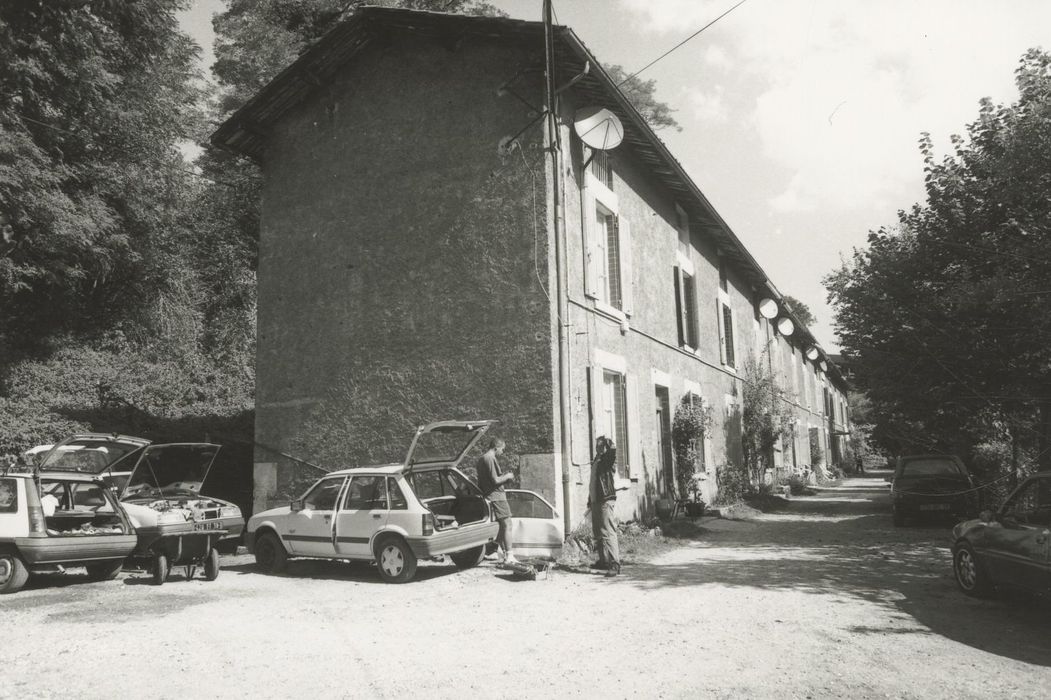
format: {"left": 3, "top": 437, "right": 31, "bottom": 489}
{"left": 672, "top": 395, "right": 712, "bottom": 501}
{"left": 714, "top": 462, "right": 751, "bottom": 505}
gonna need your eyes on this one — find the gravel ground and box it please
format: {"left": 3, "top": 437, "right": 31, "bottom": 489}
{"left": 4, "top": 471, "right": 1050, "bottom": 699}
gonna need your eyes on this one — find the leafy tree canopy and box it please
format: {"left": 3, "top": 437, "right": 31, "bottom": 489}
{"left": 825, "top": 49, "right": 1051, "bottom": 469}
{"left": 782, "top": 295, "right": 816, "bottom": 329}
{"left": 603, "top": 64, "right": 680, "bottom": 132}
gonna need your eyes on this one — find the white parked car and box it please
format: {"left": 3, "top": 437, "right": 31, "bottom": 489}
{"left": 246, "top": 420, "right": 564, "bottom": 583}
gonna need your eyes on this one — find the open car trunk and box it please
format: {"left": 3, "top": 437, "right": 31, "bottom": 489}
{"left": 423, "top": 494, "right": 491, "bottom": 530}
{"left": 404, "top": 467, "right": 492, "bottom": 531}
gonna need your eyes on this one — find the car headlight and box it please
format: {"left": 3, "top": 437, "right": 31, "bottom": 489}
{"left": 220, "top": 506, "right": 241, "bottom": 518}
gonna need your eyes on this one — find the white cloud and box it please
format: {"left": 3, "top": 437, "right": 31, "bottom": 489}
{"left": 686, "top": 85, "right": 729, "bottom": 122}
{"left": 620, "top": 0, "right": 1051, "bottom": 212}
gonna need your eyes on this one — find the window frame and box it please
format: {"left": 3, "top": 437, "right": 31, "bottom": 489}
{"left": 582, "top": 172, "right": 632, "bottom": 319}
{"left": 717, "top": 289, "right": 737, "bottom": 369}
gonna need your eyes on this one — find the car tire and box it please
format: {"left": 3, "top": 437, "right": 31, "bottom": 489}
{"left": 86, "top": 559, "right": 124, "bottom": 581}
{"left": 953, "top": 542, "right": 993, "bottom": 598}
{"left": 254, "top": 531, "right": 288, "bottom": 574}
{"left": 152, "top": 553, "right": 169, "bottom": 586}
{"left": 449, "top": 545, "right": 486, "bottom": 569}
{"left": 375, "top": 535, "right": 417, "bottom": 584}
{"left": 204, "top": 548, "right": 220, "bottom": 581}
{"left": 0, "top": 552, "right": 30, "bottom": 594}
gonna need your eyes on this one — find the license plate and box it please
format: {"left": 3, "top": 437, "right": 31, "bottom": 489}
{"left": 194, "top": 520, "right": 224, "bottom": 530}
{"left": 919, "top": 503, "right": 950, "bottom": 511}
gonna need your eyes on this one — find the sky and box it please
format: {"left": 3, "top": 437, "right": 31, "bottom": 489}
{"left": 178, "top": 0, "right": 1051, "bottom": 349}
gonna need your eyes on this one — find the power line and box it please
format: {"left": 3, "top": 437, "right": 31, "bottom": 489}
{"left": 616, "top": 0, "right": 749, "bottom": 88}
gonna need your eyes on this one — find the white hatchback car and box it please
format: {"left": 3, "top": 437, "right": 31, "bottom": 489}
{"left": 245, "top": 420, "right": 564, "bottom": 583}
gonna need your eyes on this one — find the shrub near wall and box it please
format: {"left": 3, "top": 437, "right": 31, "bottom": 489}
{"left": 714, "top": 463, "right": 751, "bottom": 505}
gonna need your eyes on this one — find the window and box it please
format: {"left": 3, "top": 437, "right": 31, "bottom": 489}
{"left": 590, "top": 149, "right": 613, "bottom": 189}
{"left": 718, "top": 294, "right": 736, "bottom": 368}
{"left": 583, "top": 172, "right": 632, "bottom": 316}
{"left": 599, "top": 206, "right": 623, "bottom": 309}
{"left": 302, "top": 477, "right": 343, "bottom": 511}
{"left": 388, "top": 478, "right": 408, "bottom": 510}
{"left": 674, "top": 266, "right": 699, "bottom": 349}
{"left": 507, "top": 491, "right": 555, "bottom": 519}
{"left": 0, "top": 478, "right": 18, "bottom": 513}
{"left": 601, "top": 370, "right": 630, "bottom": 478}
{"left": 343, "top": 475, "right": 388, "bottom": 510}
{"left": 675, "top": 203, "right": 690, "bottom": 258}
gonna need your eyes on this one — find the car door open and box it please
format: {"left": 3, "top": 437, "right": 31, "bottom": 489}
{"left": 286, "top": 475, "right": 345, "bottom": 556}
{"left": 505, "top": 489, "right": 564, "bottom": 560}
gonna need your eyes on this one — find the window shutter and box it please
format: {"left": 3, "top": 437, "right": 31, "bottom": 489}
{"left": 723, "top": 303, "right": 736, "bottom": 367}
{"left": 625, "top": 372, "right": 641, "bottom": 479}
{"left": 674, "top": 267, "right": 686, "bottom": 347}
{"left": 618, "top": 215, "right": 633, "bottom": 316}
{"left": 717, "top": 300, "right": 727, "bottom": 364}
{"left": 583, "top": 187, "right": 598, "bottom": 298}
{"left": 587, "top": 364, "right": 602, "bottom": 453}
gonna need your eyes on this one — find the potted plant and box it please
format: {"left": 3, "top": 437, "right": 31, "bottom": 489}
{"left": 672, "top": 395, "right": 712, "bottom": 518}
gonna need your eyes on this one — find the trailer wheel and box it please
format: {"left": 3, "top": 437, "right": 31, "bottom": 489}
{"left": 86, "top": 559, "right": 123, "bottom": 581}
{"left": 0, "top": 553, "right": 29, "bottom": 594}
{"left": 204, "top": 548, "right": 220, "bottom": 581}
{"left": 152, "top": 553, "right": 169, "bottom": 586}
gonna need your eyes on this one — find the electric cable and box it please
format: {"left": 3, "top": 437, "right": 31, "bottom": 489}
{"left": 616, "top": 0, "right": 749, "bottom": 87}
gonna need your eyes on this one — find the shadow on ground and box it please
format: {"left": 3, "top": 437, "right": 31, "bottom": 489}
{"left": 625, "top": 472, "right": 1051, "bottom": 667}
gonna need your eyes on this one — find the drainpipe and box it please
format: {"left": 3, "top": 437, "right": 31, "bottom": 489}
{"left": 544, "top": 0, "right": 574, "bottom": 537}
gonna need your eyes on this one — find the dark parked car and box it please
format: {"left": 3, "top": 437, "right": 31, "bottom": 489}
{"left": 888, "top": 455, "right": 977, "bottom": 526}
{"left": 952, "top": 471, "right": 1051, "bottom": 598}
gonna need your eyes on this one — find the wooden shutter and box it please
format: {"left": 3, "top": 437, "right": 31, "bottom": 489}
{"left": 619, "top": 215, "right": 633, "bottom": 315}
{"left": 674, "top": 266, "right": 686, "bottom": 347}
{"left": 583, "top": 186, "right": 598, "bottom": 298}
{"left": 717, "top": 299, "right": 727, "bottom": 364}
{"left": 625, "top": 372, "right": 640, "bottom": 479}
{"left": 587, "top": 364, "right": 602, "bottom": 454}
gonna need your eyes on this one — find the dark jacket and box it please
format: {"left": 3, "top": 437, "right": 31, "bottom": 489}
{"left": 590, "top": 448, "right": 618, "bottom": 506}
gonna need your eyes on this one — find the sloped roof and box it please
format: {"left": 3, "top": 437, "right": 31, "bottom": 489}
{"left": 211, "top": 5, "right": 841, "bottom": 383}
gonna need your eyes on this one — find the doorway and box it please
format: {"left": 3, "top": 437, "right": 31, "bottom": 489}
{"left": 655, "top": 386, "right": 674, "bottom": 498}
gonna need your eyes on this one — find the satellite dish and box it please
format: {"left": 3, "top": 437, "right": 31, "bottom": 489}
{"left": 806, "top": 347, "right": 820, "bottom": 361}
{"left": 574, "top": 106, "right": 624, "bottom": 151}
{"left": 758, "top": 298, "right": 779, "bottom": 320}
{"left": 777, "top": 318, "right": 795, "bottom": 336}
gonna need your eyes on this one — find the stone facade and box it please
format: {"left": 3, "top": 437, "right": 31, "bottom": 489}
{"left": 218, "top": 9, "right": 853, "bottom": 524}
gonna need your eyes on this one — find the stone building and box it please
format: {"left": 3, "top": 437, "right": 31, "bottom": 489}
{"left": 213, "top": 7, "right": 851, "bottom": 526}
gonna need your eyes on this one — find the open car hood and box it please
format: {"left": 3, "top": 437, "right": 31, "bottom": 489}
{"left": 116, "top": 443, "right": 222, "bottom": 500}
{"left": 403, "top": 420, "right": 499, "bottom": 473}
{"left": 38, "top": 434, "right": 152, "bottom": 474}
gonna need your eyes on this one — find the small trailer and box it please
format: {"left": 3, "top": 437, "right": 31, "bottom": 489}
{"left": 127, "top": 520, "right": 227, "bottom": 585}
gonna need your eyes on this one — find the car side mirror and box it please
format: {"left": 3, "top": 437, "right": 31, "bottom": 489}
{"left": 978, "top": 510, "right": 994, "bottom": 523}
{"left": 290, "top": 498, "right": 304, "bottom": 513}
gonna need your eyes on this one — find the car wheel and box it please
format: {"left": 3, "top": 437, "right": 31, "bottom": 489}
{"left": 954, "top": 542, "right": 993, "bottom": 598}
{"left": 254, "top": 531, "right": 288, "bottom": 574}
{"left": 449, "top": 545, "right": 486, "bottom": 569}
{"left": 375, "top": 536, "right": 417, "bottom": 583}
{"left": 0, "top": 552, "right": 30, "bottom": 594}
{"left": 85, "top": 559, "right": 124, "bottom": 581}
{"left": 152, "top": 553, "right": 169, "bottom": 586}
{"left": 204, "top": 548, "right": 220, "bottom": 581}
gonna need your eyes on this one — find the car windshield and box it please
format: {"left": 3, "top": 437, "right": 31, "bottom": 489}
{"left": 124, "top": 444, "right": 220, "bottom": 497}
{"left": 900, "top": 458, "right": 964, "bottom": 478}
{"left": 40, "top": 440, "right": 142, "bottom": 473}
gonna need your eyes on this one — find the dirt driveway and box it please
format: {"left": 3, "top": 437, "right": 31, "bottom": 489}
{"left": 4, "top": 472, "right": 1050, "bottom": 699}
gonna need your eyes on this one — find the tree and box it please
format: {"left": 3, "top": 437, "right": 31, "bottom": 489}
{"left": 740, "top": 358, "right": 794, "bottom": 485}
{"left": 0, "top": 0, "right": 205, "bottom": 355}
{"left": 782, "top": 295, "right": 816, "bottom": 329}
{"left": 603, "top": 64, "right": 680, "bottom": 132}
{"left": 825, "top": 49, "right": 1051, "bottom": 474}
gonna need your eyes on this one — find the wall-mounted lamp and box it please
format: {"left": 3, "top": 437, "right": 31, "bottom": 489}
{"left": 776, "top": 318, "right": 794, "bottom": 336}
{"left": 758, "top": 298, "right": 779, "bottom": 320}
{"left": 806, "top": 347, "right": 820, "bottom": 361}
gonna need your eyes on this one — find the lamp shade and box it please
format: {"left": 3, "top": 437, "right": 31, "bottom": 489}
{"left": 758, "top": 298, "right": 779, "bottom": 319}
{"left": 777, "top": 318, "right": 794, "bottom": 336}
{"left": 806, "top": 347, "right": 820, "bottom": 361}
